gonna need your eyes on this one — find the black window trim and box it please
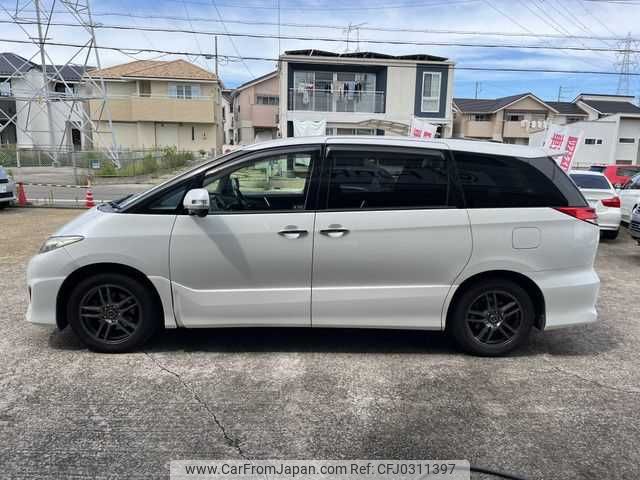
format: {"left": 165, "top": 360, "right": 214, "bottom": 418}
{"left": 318, "top": 144, "right": 461, "bottom": 212}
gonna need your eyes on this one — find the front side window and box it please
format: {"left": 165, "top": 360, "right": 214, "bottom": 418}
{"left": 203, "top": 151, "right": 316, "bottom": 212}
{"left": 455, "top": 152, "right": 584, "bottom": 208}
{"left": 421, "top": 72, "right": 441, "bottom": 113}
{"left": 326, "top": 149, "right": 450, "bottom": 210}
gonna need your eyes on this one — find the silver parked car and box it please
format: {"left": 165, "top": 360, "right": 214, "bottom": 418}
{"left": 0, "top": 166, "right": 16, "bottom": 208}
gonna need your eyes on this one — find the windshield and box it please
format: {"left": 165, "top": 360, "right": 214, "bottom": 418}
{"left": 570, "top": 173, "right": 611, "bottom": 190}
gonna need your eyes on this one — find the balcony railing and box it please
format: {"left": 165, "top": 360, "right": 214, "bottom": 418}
{"left": 288, "top": 88, "right": 384, "bottom": 113}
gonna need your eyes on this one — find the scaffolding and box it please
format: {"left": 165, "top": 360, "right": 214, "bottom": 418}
{"left": 0, "top": 0, "right": 118, "bottom": 165}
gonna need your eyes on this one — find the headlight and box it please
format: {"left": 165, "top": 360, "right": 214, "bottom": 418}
{"left": 39, "top": 235, "right": 84, "bottom": 254}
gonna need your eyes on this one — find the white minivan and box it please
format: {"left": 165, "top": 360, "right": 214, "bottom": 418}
{"left": 26, "top": 137, "right": 600, "bottom": 356}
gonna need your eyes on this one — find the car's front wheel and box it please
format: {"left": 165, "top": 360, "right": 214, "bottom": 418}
{"left": 449, "top": 279, "right": 534, "bottom": 356}
{"left": 67, "top": 273, "right": 160, "bottom": 353}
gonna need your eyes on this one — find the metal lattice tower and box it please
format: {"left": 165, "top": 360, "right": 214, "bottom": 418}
{"left": 616, "top": 33, "right": 639, "bottom": 96}
{"left": 0, "top": 0, "right": 118, "bottom": 164}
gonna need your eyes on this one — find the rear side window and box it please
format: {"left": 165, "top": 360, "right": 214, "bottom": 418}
{"left": 454, "top": 152, "right": 586, "bottom": 208}
{"left": 570, "top": 173, "right": 611, "bottom": 190}
{"left": 326, "top": 148, "right": 450, "bottom": 209}
{"left": 616, "top": 166, "right": 640, "bottom": 177}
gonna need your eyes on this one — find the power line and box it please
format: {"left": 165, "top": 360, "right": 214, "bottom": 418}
{"left": 0, "top": 35, "right": 639, "bottom": 77}
{"left": 5, "top": 7, "right": 639, "bottom": 42}
{"left": 210, "top": 0, "right": 253, "bottom": 77}
{"left": 2, "top": 18, "right": 639, "bottom": 54}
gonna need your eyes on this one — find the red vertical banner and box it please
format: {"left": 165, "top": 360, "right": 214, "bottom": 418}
{"left": 559, "top": 135, "right": 581, "bottom": 172}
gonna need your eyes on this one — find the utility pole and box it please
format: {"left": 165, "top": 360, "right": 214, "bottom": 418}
{"left": 214, "top": 36, "right": 219, "bottom": 77}
{"left": 474, "top": 82, "right": 482, "bottom": 99}
{"left": 34, "top": 0, "right": 57, "bottom": 164}
{"left": 557, "top": 86, "right": 565, "bottom": 102}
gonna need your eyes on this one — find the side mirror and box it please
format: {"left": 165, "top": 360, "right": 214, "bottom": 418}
{"left": 183, "top": 188, "right": 210, "bottom": 217}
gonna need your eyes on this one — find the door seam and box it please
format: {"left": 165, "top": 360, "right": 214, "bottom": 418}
{"left": 309, "top": 211, "right": 317, "bottom": 327}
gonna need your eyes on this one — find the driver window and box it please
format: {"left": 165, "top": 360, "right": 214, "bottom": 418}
{"left": 203, "top": 151, "right": 315, "bottom": 212}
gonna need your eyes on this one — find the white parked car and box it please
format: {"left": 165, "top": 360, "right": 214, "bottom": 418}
{"left": 619, "top": 173, "right": 640, "bottom": 223}
{"left": 0, "top": 166, "right": 16, "bottom": 208}
{"left": 629, "top": 205, "right": 640, "bottom": 244}
{"left": 26, "top": 137, "right": 600, "bottom": 356}
{"left": 569, "top": 170, "right": 621, "bottom": 239}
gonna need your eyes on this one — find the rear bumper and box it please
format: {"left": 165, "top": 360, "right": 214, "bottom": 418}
{"left": 529, "top": 267, "right": 600, "bottom": 330}
{"left": 597, "top": 208, "right": 621, "bottom": 231}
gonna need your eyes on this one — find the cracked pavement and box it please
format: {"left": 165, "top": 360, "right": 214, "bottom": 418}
{"left": 1, "top": 208, "right": 640, "bottom": 479}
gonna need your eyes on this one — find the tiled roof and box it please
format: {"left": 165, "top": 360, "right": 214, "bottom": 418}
{"left": 87, "top": 59, "right": 217, "bottom": 81}
{"left": 580, "top": 99, "right": 640, "bottom": 115}
{"left": 45, "top": 65, "right": 93, "bottom": 82}
{"left": 0, "top": 53, "right": 36, "bottom": 76}
{"left": 283, "top": 49, "right": 448, "bottom": 62}
{"left": 454, "top": 93, "right": 542, "bottom": 113}
{"left": 546, "top": 101, "right": 587, "bottom": 115}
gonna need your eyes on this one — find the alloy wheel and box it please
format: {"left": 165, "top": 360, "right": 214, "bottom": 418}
{"left": 78, "top": 284, "right": 142, "bottom": 344}
{"left": 465, "top": 290, "right": 523, "bottom": 346}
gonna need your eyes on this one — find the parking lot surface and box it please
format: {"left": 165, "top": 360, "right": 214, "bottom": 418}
{"left": 2, "top": 208, "right": 639, "bottom": 479}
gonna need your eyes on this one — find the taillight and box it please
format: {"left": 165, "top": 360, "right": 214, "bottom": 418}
{"left": 554, "top": 206, "right": 598, "bottom": 224}
{"left": 601, "top": 196, "right": 621, "bottom": 208}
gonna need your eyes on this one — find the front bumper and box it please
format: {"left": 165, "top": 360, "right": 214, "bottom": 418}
{"left": 26, "top": 247, "right": 78, "bottom": 326}
{"left": 630, "top": 217, "right": 640, "bottom": 240}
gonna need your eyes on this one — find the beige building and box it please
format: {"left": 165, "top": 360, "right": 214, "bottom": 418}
{"left": 453, "top": 93, "right": 588, "bottom": 145}
{"left": 85, "top": 59, "right": 223, "bottom": 153}
{"left": 232, "top": 71, "right": 279, "bottom": 145}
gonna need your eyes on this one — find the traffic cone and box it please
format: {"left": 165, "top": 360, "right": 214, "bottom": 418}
{"left": 16, "top": 182, "right": 27, "bottom": 206}
{"left": 85, "top": 181, "right": 95, "bottom": 208}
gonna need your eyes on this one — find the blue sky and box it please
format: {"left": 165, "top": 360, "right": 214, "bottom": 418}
{"left": 2, "top": 0, "right": 639, "bottom": 102}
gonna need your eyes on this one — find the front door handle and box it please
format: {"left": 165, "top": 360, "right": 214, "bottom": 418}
{"left": 278, "top": 227, "right": 308, "bottom": 239}
{"left": 320, "top": 227, "right": 350, "bottom": 238}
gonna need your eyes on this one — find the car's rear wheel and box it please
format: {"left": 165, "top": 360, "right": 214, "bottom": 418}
{"left": 449, "top": 279, "right": 534, "bottom": 356}
{"left": 67, "top": 273, "right": 160, "bottom": 353}
{"left": 601, "top": 229, "right": 619, "bottom": 240}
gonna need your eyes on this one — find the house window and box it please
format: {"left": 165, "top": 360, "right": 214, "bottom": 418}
{"left": 585, "top": 138, "right": 603, "bottom": 145}
{"left": 421, "top": 72, "right": 441, "bottom": 113}
{"left": 139, "top": 80, "right": 151, "bottom": 97}
{"left": 222, "top": 106, "right": 226, "bottom": 121}
{"left": 169, "top": 83, "right": 201, "bottom": 99}
{"left": 472, "top": 114, "right": 491, "bottom": 121}
{"left": 505, "top": 112, "right": 525, "bottom": 122}
{"left": 619, "top": 137, "right": 635, "bottom": 144}
{"left": 0, "top": 81, "right": 11, "bottom": 96}
{"left": 256, "top": 95, "right": 279, "bottom": 106}
{"left": 191, "top": 126, "right": 195, "bottom": 141}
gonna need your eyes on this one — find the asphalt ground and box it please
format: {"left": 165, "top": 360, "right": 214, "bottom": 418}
{"left": 1, "top": 207, "right": 639, "bottom": 479}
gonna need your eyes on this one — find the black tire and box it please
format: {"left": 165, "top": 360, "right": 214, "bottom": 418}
{"left": 67, "top": 272, "right": 160, "bottom": 353}
{"left": 449, "top": 279, "right": 534, "bottom": 356}
{"left": 601, "top": 229, "right": 619, "bottom": 240}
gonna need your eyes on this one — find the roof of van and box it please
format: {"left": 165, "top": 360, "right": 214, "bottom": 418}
{"left": 241, "top": 136, "right": 549, "bottom": 158}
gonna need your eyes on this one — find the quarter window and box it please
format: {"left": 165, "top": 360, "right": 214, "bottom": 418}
{"left": 421, "top": 72, "right": 441, "bottom": 113}
{"left": 203, "top": 151, "right": 316, "bottom": 212}
{"left": 326, "top": 149, "right": 450, "bottom": 210}
{"left": 455, "top": 152, "right": 584, "bottom": 208}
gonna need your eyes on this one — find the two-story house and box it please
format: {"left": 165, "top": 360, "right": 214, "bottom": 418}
{"left": 85, "top": 59, "right": 223, "bottom": 153}
{"left": 278, "top": 50, "right": 455, "bottom": 138}
{"left": 232, "top": 70, "right": 279, "bottom": 145}
{"left": 1, "top": 52, "right": 90, "bottom": 149}
{"left": 452, "top": 92, "right": 589, "bottom": 145}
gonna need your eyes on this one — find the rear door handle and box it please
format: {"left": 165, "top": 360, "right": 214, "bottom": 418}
{"left": 278, "top": 227, "right": 308, "bottom": 239}
{"left": 320, "top": 227, "right": 350, "bottom": 238}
